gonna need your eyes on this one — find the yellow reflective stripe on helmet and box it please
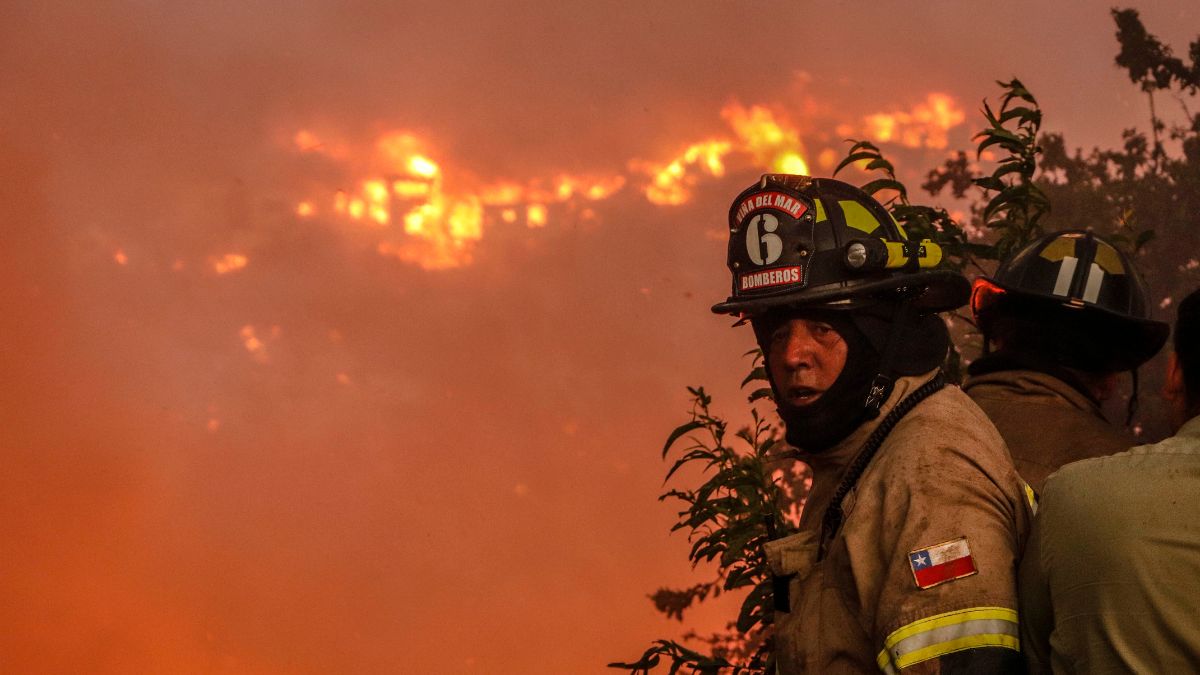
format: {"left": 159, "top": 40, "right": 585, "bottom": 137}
{"left": 888, "top": 211, "right": 908, "bottom": 240}
{"left": 877, "top": 607, "right": 1019, "bottom": 671}
{"left": 839, "top": 199, "right": 881, "bottom": 233}
{"left": 814, "top": 198, "right": 828, "bottom": 223}
{"left": 1093, "top": 240, "right": 1126, "bottom": 275}
{"left": 880, "top": 240, "right": 944, "bottom": 269}
{"left": 1039, "top": 236, "right": 1077, "bottom": 262}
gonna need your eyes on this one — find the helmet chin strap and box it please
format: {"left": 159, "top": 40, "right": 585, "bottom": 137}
{"left": 1126, "top": 368, "right": 1140, "bottom": 427}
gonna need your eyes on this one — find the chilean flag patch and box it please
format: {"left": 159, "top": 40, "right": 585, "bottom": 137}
{"left": 908, "top": 537, "right": 978, "bottom": 590}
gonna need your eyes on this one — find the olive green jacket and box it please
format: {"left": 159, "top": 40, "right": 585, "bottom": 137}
{"left": 1019, "top": 415, "right": 1200, "bottom": 674}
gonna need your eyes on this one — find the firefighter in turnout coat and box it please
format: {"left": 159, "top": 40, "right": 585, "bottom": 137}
{"left": 712, "top": 175, "right": 1034, "bottom": 673}
{"left": 963, "top": 230, "right": 1169, "bottom": 493}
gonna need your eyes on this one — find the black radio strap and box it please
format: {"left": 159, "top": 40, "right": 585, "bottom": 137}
{"left": 818, "top": 371, "right": 946, "bottom": 560}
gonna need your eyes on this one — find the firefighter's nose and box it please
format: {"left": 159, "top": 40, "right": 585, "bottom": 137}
{"left": 780, "top": 325, "right": 818, "bottom": 370}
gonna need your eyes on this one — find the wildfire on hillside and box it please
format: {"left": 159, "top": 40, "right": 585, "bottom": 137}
{"left": 282, "top": 94, "right": 963, "bottom": 271}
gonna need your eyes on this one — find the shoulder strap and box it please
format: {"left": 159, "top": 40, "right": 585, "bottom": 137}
{"left": 818, "top": 371, "right": 946, "bottom": 559}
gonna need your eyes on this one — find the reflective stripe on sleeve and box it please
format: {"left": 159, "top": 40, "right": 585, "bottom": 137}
{"left": 875, "top": 607, "right": 1019, "bottom": 671}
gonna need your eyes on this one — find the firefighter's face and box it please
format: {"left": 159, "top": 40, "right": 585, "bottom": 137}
{"left": 765, "top": 318, "right": 849, "bottom": 407}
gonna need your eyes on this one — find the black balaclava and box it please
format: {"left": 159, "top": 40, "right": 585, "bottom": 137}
{"left": 753, "top": 302, "right": 951, "bottom": 453}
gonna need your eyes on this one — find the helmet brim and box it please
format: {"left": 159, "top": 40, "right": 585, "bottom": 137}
{"left": 711, "top": 270, "right": 970, "bottom": 316}
{"left": 974, "top": 277, "right": 1170, "bottom": 370}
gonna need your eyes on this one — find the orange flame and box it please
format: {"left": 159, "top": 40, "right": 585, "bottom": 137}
{"left": 862, "top": 93, "right": 965, "bottom": 149}
{"left": 294, "top": 128, "right": 626, "bottom": 269}
{"left": 722, "top": 103, "right": 810, "bottom": 175}
{"left": 289, "top": 93, "right": 959, "bottom": 269}
{"left": 635, "top": 140, "right": 733, "bottom": 206}
{"left": 632, "top": 102, "right": 809, "bottom": 205}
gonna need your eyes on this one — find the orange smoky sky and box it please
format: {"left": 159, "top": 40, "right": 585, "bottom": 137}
{"left": 1, "top": 2, "right": 1196, "bottom": 673}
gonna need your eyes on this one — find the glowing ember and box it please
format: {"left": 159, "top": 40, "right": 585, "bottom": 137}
{"left": 408, "top": 155, "right": 439, "bottom": 178}
{"left": 113, "top": 248, "right": 128, "bottom": 265}
{"left": 293, "top": 130, "right": 323, "bottom": 152}
{"left": 296, "top": 201, "right": 315, "bottom": 217}
{"left": 212, "top": 253, "right": 249, "bottom": 275}
{"left": 363, "top": 179, "right": 391, "bottom": 225}
{"left": 527, "top": 204, "right": 548, "bottom": 228}
{"left": 481, "top": 182, "right": 524, "bottom": 206}
{"left": 239, "top": 325, "right": 267, "bottom": 362}
{"left": 238, "top": 325, "right": 279, "bottom": 363}
{"left": 392, "top": 180, "right": 431, "bottom": 198}
{"left": 553, "top": 175, "right": 626, "bottom": 201}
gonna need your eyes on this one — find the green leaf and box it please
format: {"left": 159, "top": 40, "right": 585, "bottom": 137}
{"left": 834, "top": 152, "right": 876, "bottom": 175}
{"left": 864, "top": 157, "right": 896, "bottom": 175}
{"left": 662, "top": 420, "right": 704, "bottom": 458}
{"left": 998, "top": 106, "right": 1038, "bottom": 124}
{"left": 1135, "top": 229, "right": 1156, "bottom": 250}
{"left": 860, "top": 178, "right": 907, "bottom": 199}
{"left": 740, "top": 366, "right": 768, "bottom": 388}
{"left": 735, "top": 581, "right": 771, "bottom": 633}
{"left": 747, "top": 387, "right": 774, "bottom": 404}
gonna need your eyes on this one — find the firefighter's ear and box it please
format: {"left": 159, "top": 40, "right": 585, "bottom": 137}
{"left": 1164, "top": 351, "right": 1185, "bottom": 404}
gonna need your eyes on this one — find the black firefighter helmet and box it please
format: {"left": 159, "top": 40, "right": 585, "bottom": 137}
{"left": 971, "top": 229, "right": 1169, "bottom": 372}
{"left": 711, "top": 174, "right": 969, "bottom": 316}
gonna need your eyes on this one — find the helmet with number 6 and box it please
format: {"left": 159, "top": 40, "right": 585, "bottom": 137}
{"left": 711, "top": 174, "right": 969, "bottom": 316}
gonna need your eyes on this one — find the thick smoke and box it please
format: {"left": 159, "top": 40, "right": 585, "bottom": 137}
{"left": 1, "top": 1, "right": 1191, "bottom": 672}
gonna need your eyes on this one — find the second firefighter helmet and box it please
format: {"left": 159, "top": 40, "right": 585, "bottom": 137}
{"left": 971, "top": 229, "right": 1169, "bottom": 371}
{"left": 711, "top": 174, "right": 969, "bottom": 316}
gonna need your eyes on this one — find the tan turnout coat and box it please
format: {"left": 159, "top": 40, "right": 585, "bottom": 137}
{"left": 766, "top": 371, "right": 1034, "bottom": 673}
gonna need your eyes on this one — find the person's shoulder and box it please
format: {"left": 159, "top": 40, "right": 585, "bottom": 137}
{"left": 894, "top": 384, "right": 1006, "bottom": 450}
{"left": 872, "top": 384, "right": 1010, "bottom": 474}
{"left": 1046, "top": 431, "right": 1199, "bottom": 490}
{"left": 858, "top": 383, "right": 1028, "bottom": 520}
